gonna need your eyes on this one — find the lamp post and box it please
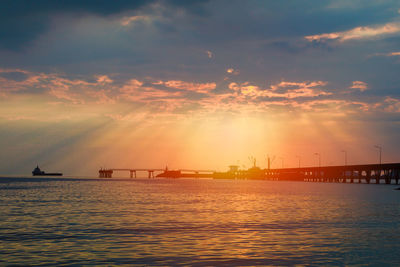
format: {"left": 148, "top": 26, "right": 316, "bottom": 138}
{"left": 296, "top": 155, "right": 301, "bottom": 168}
{"left": 314, "top": 153, "right": 321, "bottom": 167}
{"left": 341, "top": 150, "right": 347, "bottom": 166}
{"left": 374, "top": 145, "right": 382, "bottom": 165}
{"left": 279, "top": 157, "right": 284, "bottom": 168}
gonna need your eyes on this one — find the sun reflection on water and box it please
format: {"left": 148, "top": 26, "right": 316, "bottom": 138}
{"left": 0, "top": 178, "right": 399, "bottom": 265}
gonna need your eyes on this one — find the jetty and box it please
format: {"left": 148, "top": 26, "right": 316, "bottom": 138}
{"left": 99, "top": 163, "right": 400, "bottom": 185}
{"left": 98, "top": 168, "right": 214, "bottom": 179}
{"left": 263, "top": 163, "right": 400, "bottom": 184}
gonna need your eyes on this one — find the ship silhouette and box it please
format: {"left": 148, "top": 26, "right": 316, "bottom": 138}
{"left": 32, "top": 165, "right": 63, "bottom": 176}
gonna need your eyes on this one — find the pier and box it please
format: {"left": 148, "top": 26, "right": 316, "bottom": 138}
{"left": 227, "top": 163, "right": 400, "bottom": 184}
{"left": 98, "top": 168, "right": 214, "bottom": 179}
{"left": 264, "top": 163, "right": 400, "bottom": 184}
{"left": 99, "top": 163, "right": 400, "bottom": 184}
{"left": 99, "top": 168, "right": 164, "bottom": 178}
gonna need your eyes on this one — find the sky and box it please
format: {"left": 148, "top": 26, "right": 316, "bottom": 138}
{"left": 1, "top": 0, "right": 400, "bottom": 176}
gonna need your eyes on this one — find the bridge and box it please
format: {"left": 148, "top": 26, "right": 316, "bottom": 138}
{"left": 98, "top": 168, "right": 214, "bottom": 178}
{"left": 257, "top": 163, "right": 400, "bottom": 184}
{"left": 99, "top": 163, "right": 400, "bottom": 184}
{"left": 99, "top": 168, "right": 164, "bottom": 178}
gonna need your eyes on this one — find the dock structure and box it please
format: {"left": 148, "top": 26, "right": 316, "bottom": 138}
{"left": 213, "top": 163, "right": 400, "bottom": 184}
{"left": 99, "top": 163, "right": 400, "bottom": 184}
{"left": 99, "top": 168, "right": 164, "bottom": 178}
{"left": 264, "top": 163, "right": 400, "bottom": 184}
{"left": 99, "top": 168, "right": 216, "bottom": 179}
{"left": 177, "top": 169, "right": 215, "bottom": 178}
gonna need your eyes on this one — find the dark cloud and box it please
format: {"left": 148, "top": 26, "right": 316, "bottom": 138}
{"left": 0, "top": 71, "right": 28, "bottom": 82}
{"left": 0, "top": 0, "right": 208, "bottom": 50}
{"left": 0, "top": 0, "right": 148, "bottom": 50}
{"left": 0, "top": 0, "right": 399, "bottom": 100}
{"left": 1, "top": 0, "right": 148, "bottom": 17}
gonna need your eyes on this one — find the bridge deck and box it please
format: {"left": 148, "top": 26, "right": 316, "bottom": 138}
{"left": 261, "top": 163, "right": 400, "bottom": 184}
{"left": 99, "top": 163, "right": 400, "bottom": 184}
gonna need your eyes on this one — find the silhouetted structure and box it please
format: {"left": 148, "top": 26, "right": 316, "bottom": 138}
{"left": 268, "top": 163, "right": 400, "bottom": 184}
{"left": 99, "top": 163, "right": 400, "bottom": 184}
{"left": 32, "top": 165, "right": 63, "bottom": 176}
{"left": 214, "top": 163, "right": 400, "bottom": 184}
{"left": 99, "top": 168, "right": 164, "bottom": 178}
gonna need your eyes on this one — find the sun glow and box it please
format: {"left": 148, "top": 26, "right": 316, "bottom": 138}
{"left": 1, "top": 88, "right": 395, "bottom": 176}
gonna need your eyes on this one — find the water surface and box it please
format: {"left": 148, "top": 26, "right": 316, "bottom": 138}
{"left": 1, "top": 177, "right": 400, "bottom": 265}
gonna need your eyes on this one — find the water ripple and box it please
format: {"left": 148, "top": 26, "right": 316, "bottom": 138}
{"left": 0, "top": 177, "right": 400, "bottom": 265}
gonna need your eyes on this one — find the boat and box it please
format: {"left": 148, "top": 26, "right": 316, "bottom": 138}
{"left": 32, "top": 165, "right": 63, "bottom": 176}
{"left": 156, "top": 166, "right": 181, "bottom": 178}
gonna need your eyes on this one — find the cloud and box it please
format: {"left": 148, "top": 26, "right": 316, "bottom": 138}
{"left": 350, "top": 81, "right": 368, "bottom": 91}
{"left": 228, "top": 80, "right": 331, "bottom": 99}
{"left": 119, "top": 79, "right": 185, "bottom": 103}
{"left": 240, "top": 84, "right": 260, "bottom": 96}
{"left": 0, "top": 68, "right": 117, "bottom": 104}
{"left": 0, "top": 68, "right": 217, "bottom": 112}
{"left": 120, "top": 15, "right": 152, "bottom": 26}
{"left": 292, "top": 99, "right": 346, "bottom": 111}
{"left": 270, "top": 81, "right": 328, "bottom": 91}
{"left": 0, "top": 68, "right": 335, "bottom": 115}
{"left": 372, "top": 51, "right": 400, "bottom": 57}
{"left": 226, "top": 68, "right": 239, "bottom": 75}
{"left": 0, "top": 0, "right": 209, "bottom": 50}
{"left": 119, "top": 79, "right": 143, "bottom": 94}
{"left": 163, "top": 80, "right": 216, "bottom": 93}
{"left": 0, "top": 0, "right": 152, "bottom": 50}
{"left": 85, "top": 89, "right": 115, "bottom": 104}
{"left": 2, "top": 67, "right": 399, "bottom": 119}
{"left": 118, "top": 79, "right": 218, "bottom": 114}
{"left": 381, "top": 97, "right": 400, "bottom": 113}
{"left": 49, "top": 87, "right": 83, "bottom": 104}
{"left": 305, "top": 22, "right": 400, "bottom": 43}
{"left": 267, "top": 81, "right": 331, "bottom": 99}
{"left": 0, "top": 68, "right": 47, "bottom": 93}
{"left": 96, "top": 75, "right": 113, "bottom": 84}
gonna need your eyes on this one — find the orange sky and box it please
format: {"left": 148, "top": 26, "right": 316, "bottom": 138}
{"left": 0, "top": 84, "right": 396, "bottom": 176}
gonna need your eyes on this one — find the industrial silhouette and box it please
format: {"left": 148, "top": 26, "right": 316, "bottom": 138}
{"left": 99, "top": 162, "right": 400, "bottom": 185}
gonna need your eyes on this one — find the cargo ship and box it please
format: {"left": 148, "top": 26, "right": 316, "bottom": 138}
{"left": 156, "top": 166, "right": 213, "bottom": 178}
{"left": 156, "top": 169, "right": 182, "bottom": 178}
{"left": 32, "top": 165, "right": 63, "bottom": 176}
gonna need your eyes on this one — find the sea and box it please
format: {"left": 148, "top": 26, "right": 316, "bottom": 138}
{"left": 0, "top": 177, "right": 400, "bottom": 266}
